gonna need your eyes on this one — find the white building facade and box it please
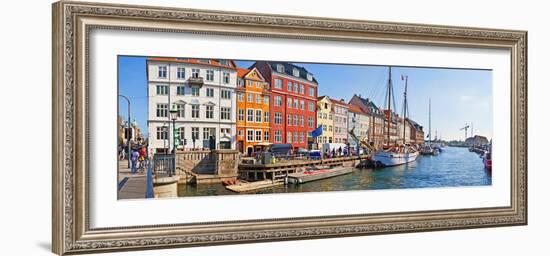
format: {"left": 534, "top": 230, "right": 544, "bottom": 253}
{"left": 347, "top": 105, "right": 370, "bottom": 151}
{"left": 147, "top": 58, "right": 238, "bottom": 153}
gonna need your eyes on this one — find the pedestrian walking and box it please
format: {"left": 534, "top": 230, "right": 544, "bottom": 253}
{"left": 130, "top": 149, "right": 139, "bottom": 174}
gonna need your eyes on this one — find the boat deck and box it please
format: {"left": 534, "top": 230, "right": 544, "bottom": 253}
{"left": 286, "top": 167, "right": 354, "bottom": 184}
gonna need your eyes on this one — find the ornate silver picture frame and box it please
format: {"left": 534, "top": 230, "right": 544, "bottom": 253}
{"left": 52, "top": 1, "right": 527, "bottom": 255}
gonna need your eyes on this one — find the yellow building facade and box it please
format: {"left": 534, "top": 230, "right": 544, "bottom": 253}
{"left": 236, "top": 67, "right": 271, "bottom": 155}
{"left": 316, "top": 96, "right": 334, "bottom": 147}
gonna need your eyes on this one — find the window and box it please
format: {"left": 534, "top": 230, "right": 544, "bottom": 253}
{"left": 247, "top": 109, "right": 254, "bottom": 122}
{"left": 177, "top": 67, "right": 185, "bottom": 79}
{"left": 293, "top": 83, "right": 298, "bottom": 92}
{"left": 206, "top": 105, "right": 214, "bottom": 119}
{"left": 274, "top": 112, "right": 282, "bottom": 124}
{"left": 329, "top": 125, "right": 333, "bottom": 132}
{"left": 329, "top": 114, "right": 333, "bottom": 120}
{"left": 191, "top": 105, "right": 199, "bottom": 118}
{"left": 287, "top": 114, "right": 292, "bottom": 125}
{"left": 206, "top": 70, "right": 214, "bottom": 81}
{"left": 294, "top": 132, "right": 298, "bottom": 143}
{"left": 264, "top": 111, "right": 269, "bottom": 123}
{"left": 308, "top": 102, "right": 314, "bottom": 112}
{"left": 274, "top": 96, "right": 282, "bottom": 106}
{"left": 156, "top": 85, "right": 168, "bottom": 95}
{"left": 177, "top": 127, "right": 185, "bottom": 142}
{"left": 247, "top": 130, "right": 254, "bottom": 141}
{"left": 255, "top": 110, "right": 262, "bottom": 123}
{"left": 191, "top": 87, "right": 200, "bottom": 96}
{"left": 203, "top": 127, "right": 215, "bottom": 140}
{"left": 275, "top": 131, "right": 282, "bottom": 142}
{"left": 299, "top": 115, "right": 304, "bottom": 127}
{"left": 221, "top": 90, "right": 231, "bottom": 100}
{"left": 156, "top": 126, "right": 168, "bottom": 140}
{"left": 323, "top": 113, "right": 327, "bottom": 119}
{"left": 276, "top": 64, "right": 284, "bottom": 72}
{"left": 176, "top": 104, "right": 185, "bottom": 118}
{"left": 156, "top": 103, "right": 168, "bottom": 117}
{"left": 308, "top": 117, "right": 314, "bottom": 128}
{"left": 206, "top": 88, "right": 214, "bottom": 97}
{"left": 238, "top": 129, "right": 243, "bottom": 137}
{"left": 223, "top": 72, "right": 230, "bottom": 83}
{"left": 238, "top": 109, "right": 245, "bottom": 121}
{"left": 221, "top": 128, "right": 231, "bottom": 135}
{"left": 307, "top": 73, "right": 313, "bottom": 81}
{"left": 274, "top": 79, "right": 282, "bottom": 89}
{"left": 323, "top": 125, "right": 327, "bottom": 131}
{"left": 293, "top": 115, "right": 298, "bottom": 126}
{"left": 287, "top": 81, "right": 292, "bottom": 91}
{"left": 191, "top": 69, "right": 200, "bottom": 78}
{"left": 264, "top": 131, "right": 270, "bottom": 141}
{"left": 300, "top": 84, "right": 305, "bottom": 94}
{"left": 238, "top": 78, "right": 245, "bottom": 87}
{"left": 300, "top": 100, "right": 305, "bottom": 110}
{"left": 199, "top": 59, "right": 210, "bottom": 64}
{"left": 255, "top": 130, "right": 262, "bottom": 141}
{"left": 324, "top": 103, "right": 328, "bottom": 109}
{"left": 218, "top": 60, "right": 229, "bottom": 66}
{"left": 287, "top": 132, "right": 292, "bottom": 143}
{"left": 309, "top": 87, "right": 315, "bottom": 97}
{"left": 221, "top": 107, "right": 231, "bottom": 120}
{"left": 247, "top": 93, "right": 253, "bottom": 102}
{"left": 177, "top": 86, "right": 185, "bottom": 95}
{"left": 191, "top": 127, "right": 199, "bottom": 141}
{"left": 318, "top": 112, "right": 323, "bottom": 119}
{"left": 264, "top": 96, "right": 269, "bottom": 105}
{"left": 158, "top": 66, "right": 167, "bottom": 78}
{"left": 292, "top": 68, "right": 299, "bottom": 77}
{"left": 287, "top": 97, "right": 292, "bottom": 108}
{"left": 247, "top": 81, "right": 253, "bottom": 87}
{"left": 237, "top": 92, "right": 244, "bottom": 102}
{"left": 256, "top": 94, "right": 262, "bottom": 104}
{"left": 293, "top": 99, "right": 299, "bottom": 109}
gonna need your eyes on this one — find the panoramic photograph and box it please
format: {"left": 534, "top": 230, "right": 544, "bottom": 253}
{"left": 117, "top": 56, "right": 493, "bottom": 199}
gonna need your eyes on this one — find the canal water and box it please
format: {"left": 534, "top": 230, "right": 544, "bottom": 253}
{"left": 177, "top": 146, "right": 492, "bottom": 197}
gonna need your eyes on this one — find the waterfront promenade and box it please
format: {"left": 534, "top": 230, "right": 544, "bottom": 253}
{"left": 117, "top": 160, "right": 148, "bottom": 199}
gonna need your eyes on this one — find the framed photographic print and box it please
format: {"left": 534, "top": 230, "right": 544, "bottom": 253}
{"left": 52, "top": 1, "right": 527, "bottom": 255}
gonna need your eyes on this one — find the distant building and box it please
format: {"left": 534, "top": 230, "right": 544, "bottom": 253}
{"left": 251, "top": 61, "right": 318, "bottom": 150}
{"left": 406, "top": 118, "right": 424, "bottom": 145}
{"left": 331, "top": 98, "right": 349, "bottom": 144}
{"left": 146, "top": 58, "right": 238, "bottom": 153}
{"left": 347, "top": 104, "right": 369, "bottom": 151}
{"left": 236, "top": 67, "right": 271, "bottom": 155}
{"left": 349, "top": 95, "right": 385, "bottom": 148}
{"left": 465, "top": 135, "right": 489, "bottom": 147}
{"left": 316, "top": 96, "right": 334, "bottom": 146}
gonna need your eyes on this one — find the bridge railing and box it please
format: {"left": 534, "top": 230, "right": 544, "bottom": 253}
{"left": 153, "top": 154, "right": 175, "bottom": 177}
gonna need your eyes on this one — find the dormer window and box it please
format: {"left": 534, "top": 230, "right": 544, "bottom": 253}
{"left": 218, "top": 59, "right": 229, "bottom": 66}
{"left": 276, "top": 64, "right": 284, "bottom": 73}
{"left": 292, "top": 68, "right": 299, "bottom": 77}
{"left": 198, "top": 59, "right": 210, "bottom": 64}
{"left": 306, "top": 73, "right": 313, "bottom": 81}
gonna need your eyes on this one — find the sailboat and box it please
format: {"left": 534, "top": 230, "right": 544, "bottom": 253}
{"left": 372, "top": 67, "right": 419, "bottom": 167}
{"left": 421, "top": 99, "right": 438, "bottom": 155}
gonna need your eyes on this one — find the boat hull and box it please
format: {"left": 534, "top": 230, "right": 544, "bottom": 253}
{"left": 373, "top": 151, "right": 419, "bottom": 167}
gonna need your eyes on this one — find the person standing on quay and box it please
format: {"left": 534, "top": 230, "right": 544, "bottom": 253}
{"left": 130, "top": 149, "right": 139, "bottom": 174}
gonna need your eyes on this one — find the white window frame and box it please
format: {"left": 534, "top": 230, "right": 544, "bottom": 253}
{"left": 205, "top": 105, "right": 214, "bottom": 119}
{"left": 238, "top": 109, "right": 245, "bottom": 121}
{"left": 247, "top": 109, "right": 254, "bottom": 122}
{"left": 206, "top": 70, "right": 214, "bottom": 81}
{"left": 255, "top": 130, "right": 262, "bottom": 142}
{"left": 255, "top": 109, "right": 262, "bottom": 123}
{"left": 177, "top": 67, "right": 185, "bottom": 79}
{"left": 191, "top": 104, "right": 200, "bottom": 118}
{"left": 158, "top": 66, "right": 167, "bottom": 78}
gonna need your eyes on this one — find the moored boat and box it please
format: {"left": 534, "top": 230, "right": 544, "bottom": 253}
{"left": 373, "top": 146, "right": 419, "bottom": 167}
{"left": 482, "top": 151, "right": 492, "bottom": 171}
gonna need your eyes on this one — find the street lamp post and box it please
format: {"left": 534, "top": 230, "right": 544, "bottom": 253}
{"left": 169, "top": 105, "right": 178, "bottom": 177}
{"left": 119, "top": 95, "right": 131, "bottom": 168}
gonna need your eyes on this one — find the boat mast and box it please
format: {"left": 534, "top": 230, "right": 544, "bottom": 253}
{"left": 428, "top": 98, "right": 431, "bottom": 144}
{"left": 402, "top": 75, "right": 408, "bottom": 144}
{"left": 386, "top": 67, "right": 393, "bottom": 145}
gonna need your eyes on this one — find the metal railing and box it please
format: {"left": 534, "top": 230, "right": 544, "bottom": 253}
{"left": 153, "top": 154, "right": 175, "bottom": 177}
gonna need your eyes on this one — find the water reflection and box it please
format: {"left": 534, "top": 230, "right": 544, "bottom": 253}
{"left": 178, "top": 147, "right": 491, "bottom": 197}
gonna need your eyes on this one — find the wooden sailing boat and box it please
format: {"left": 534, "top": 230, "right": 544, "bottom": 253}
{"left": 372, "top": 67, "right": 419, "bottom": 167}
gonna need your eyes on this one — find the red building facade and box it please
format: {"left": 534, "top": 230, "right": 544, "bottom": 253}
{"left": 251, "top": 61, "right": 318, "bottom": 149}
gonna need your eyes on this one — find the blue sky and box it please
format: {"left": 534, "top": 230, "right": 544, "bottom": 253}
{"left": 119, "top": 56, "right": 492, "bottom": 141}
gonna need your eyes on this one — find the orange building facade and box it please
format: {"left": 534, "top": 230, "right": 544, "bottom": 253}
{"left": 236, "top": 68, "right": 272, "bottom": 155}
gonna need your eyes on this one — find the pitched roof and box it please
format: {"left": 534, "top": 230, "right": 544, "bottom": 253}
{"left": 147, "top": 57, "right": 237, "bottom": 70}
{"left": 330, "top": 98, "right": 349, "bottom": 107}
{"left": 348, "top": 104, "right": 366, "bottom": 115}
{"left": 257, "top": 61, "right": 318, "bottom": 84}
{"left": 236, "top": 68, "right": 249, "bottom": 78}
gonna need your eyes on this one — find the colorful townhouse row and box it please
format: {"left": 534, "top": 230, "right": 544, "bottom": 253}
{"left": 145, "top": 58, "right": 424, "bottom": 154}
